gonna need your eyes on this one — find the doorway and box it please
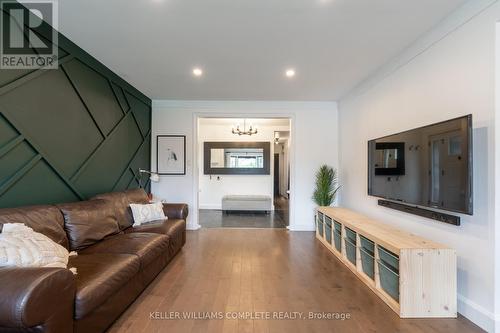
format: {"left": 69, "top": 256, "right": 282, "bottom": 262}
{"left": 274, "top": 153, "right": 280, "bottom": 197}
{"left": 273, "top": 134, "right": 290, "bottom": 226}
{"left": 196, "top": 117, "right": 291, "bottom": 228}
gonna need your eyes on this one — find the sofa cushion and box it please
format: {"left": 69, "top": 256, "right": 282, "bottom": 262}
{"left": 125, "top": 219, "right": 186, "bottom": 258}
{"left": 124, "top": 188, "right": 150, "bottom": 205}
{"left": 126, "top": 218, "right": 185, "bottom": 237}
{"left": 91, "top": 188, "right": 150, "bottom": 231}
{"left": 80, "top": 233, "right": 169, "bottom": 268}
{"left": 90, "top": 191, "right": 131, "bottom": 230}
{"left": 0, "top": 205, "right": 69, "bottom": 249}
{"left": 130, "top": 202, "right": 166, "bottom": 226}
{"left": 68, "top": 253, "right": 140, "bottom": 319}
{"left": 58, "top": 200, "right": 120, "bottom": 251}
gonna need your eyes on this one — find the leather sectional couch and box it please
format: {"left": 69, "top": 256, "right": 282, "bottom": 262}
{"left": 0, "top": 188, "right": 188, "bottom": 333}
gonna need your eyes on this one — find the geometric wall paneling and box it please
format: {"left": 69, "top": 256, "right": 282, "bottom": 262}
{"left": 57, "top": 45, "right": 69, "bottom": 59}
{"left": 114, "top": 169, "right": 137, "bottom": 192}
{"left": 0, "top": 3, "right": 66, "bottom": 60}
{"left": 62, "top": 59, "right": 124, "bottom": 135}
{"left": 0, "top": 57, "right": 35, "bottom": 88}
{"left": 0, "top": 67, "right": 34, "bottom": 89}
{"left": 27, "top": 25, "right": 70, "bottom": 60}
{"left": 0, "top": 113, "right": 18, "bottom": 147}
{"left": 0, "top": 5, "right": 151, "bottom": 208}
{"left": 0, "top": 10, "right": 36, "bottom": 87}
{"left": 111, "top": 82, "right": 130, "bottom": 114}
{"left": 0, "top": 159, "right": 80, "bottom": 208}
{"left": 32, "top": 30, "right": 69, "bottom": 60}
{"left": 0, "top": 66, "right": 35, "bottom": 88}
{"left": 54, "top": 37, "right": 150, "bottom": 107}
{"left": 108, "top": 132, "right": 151, "bottom": 195}
{"left": 0, "top": 69, "right": 104, "bottom": 178}
{"left": 0, "top": 141, "right": 37, "bottom": 187}
{"left": 126, "top": 91, "right": 151, "bottom": 137}
{"left": 128, "top": 135, "right": 151, "bottom": 176}
{"left": 73, "top": 113, "right": 143, "bottom": 198}
{"left": 127, "top": 176, "right": 141, "bottom": 190}
{"left": 127, "top": 134, "right": 151, "bottom": 189}
{"left": 0, "top": 5, "right": 66, "bottom": 88}
{"left": 127, "top": 166, "right": 141, "bottom": 190}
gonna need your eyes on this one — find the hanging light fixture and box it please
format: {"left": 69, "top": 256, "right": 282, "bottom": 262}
{"left": 232, "top": 119, "right": 258, "bottom": 136}
{"left": 274, "top": 131, "right": 280, "bottom": 144}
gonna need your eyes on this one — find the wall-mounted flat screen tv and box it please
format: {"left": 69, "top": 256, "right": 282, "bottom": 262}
{"left": 368, "top": 115, "right": 473, "bottom": 215}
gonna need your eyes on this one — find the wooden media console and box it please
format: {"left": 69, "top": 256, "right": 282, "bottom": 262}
{"left": 316, "top": 207, "right": 456, "bottom": 318}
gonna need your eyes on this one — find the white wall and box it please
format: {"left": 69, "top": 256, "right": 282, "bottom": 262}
{"left": 495, "top": 21, "right": 500, "bottom": 333}
{"left": 151, "top": 101, "right": 338, "bottom": 231}
{"left": 198, "top": 120, "right": 289, "bottom": 209}
{"left": 339, "top": 2, "right": 499, "bottom": 331}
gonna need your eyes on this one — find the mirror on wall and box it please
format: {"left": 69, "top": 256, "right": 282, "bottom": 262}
{"left": 204, "top": 142, "right": 270, "bottom": 175}
{"left": 210, "top": 148, "right": 264, "bottom": 169}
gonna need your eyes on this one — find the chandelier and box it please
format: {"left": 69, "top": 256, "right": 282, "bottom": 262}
{"left": 232, "top": 119, "right": 258, "bottom": 136}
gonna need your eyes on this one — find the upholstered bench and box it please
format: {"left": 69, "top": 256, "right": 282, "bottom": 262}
{"left": 222, "top": 195, "right": 272, "bottom": 214}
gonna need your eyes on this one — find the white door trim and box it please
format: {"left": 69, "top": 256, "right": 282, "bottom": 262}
{"left": 192, "top": 112, "right": 296, "bottom": 229}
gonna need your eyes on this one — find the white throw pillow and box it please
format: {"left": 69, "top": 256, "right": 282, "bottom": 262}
{"left": 130, "top": 202, "right": 166, "bottom": 226}
{"left": 0, "top": 223, "right": 70, "bottom": 269}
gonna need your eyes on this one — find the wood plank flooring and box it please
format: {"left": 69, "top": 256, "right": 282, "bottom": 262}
{"left": 108, "top": 229, "right": 483, "bottom": 333}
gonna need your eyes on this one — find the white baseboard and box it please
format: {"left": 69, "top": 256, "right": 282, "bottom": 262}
{"left": 458, "top": 294, "right": 496, "bottom": 332}
{"left": 199, "top": 204, "right": 221, "bottom": 210}
{"left": 186, "top": 223, "right": 201, "bottom": 230}
{"left": 287, "top": 224, "right": 315, "bottom": 232}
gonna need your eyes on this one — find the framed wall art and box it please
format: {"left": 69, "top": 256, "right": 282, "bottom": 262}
{"left": 157, "top": 135, "right": 186, "bottom": 175}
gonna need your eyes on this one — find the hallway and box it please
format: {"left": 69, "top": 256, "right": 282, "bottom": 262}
{"left": 198, "top": 196, "right": 289, "bottom": 229}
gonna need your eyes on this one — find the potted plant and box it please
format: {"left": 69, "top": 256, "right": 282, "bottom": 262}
{"left": 313, "top": 165, "right": 340, "bottom": 207}
{"left": 313, "top": 165, "right": 340, "bottom": 237}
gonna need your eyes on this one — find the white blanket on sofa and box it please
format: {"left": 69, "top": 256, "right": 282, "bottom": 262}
{"left": 0, "top": 223, "right": 70, "bottom": 269}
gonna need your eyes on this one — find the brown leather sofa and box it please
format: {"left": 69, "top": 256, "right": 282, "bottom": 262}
{"left": 0, "top": 188, "right": 188, "bottom": 333}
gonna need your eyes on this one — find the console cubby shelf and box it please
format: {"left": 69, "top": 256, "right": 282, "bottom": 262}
{"left": 316, "top": 207, "right": 457, "bottom": 318}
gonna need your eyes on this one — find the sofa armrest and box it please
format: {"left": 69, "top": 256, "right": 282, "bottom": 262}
{"left": 162, "top": 203, "right": 188, "bottom": 220}
{"left": 0, "top": 267, "right": 76, "bottom": 333}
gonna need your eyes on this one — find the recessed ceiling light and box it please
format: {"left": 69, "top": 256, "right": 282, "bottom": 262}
{"left": 285, "top": 69, "right": 296, "bottom": 78}
{"left": 192, "top": 68, "right": 203, "bottom": 77}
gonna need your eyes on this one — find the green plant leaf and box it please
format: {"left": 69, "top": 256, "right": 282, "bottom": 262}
{"left": 312, "top": 164, "right": 340, "bottom": 206}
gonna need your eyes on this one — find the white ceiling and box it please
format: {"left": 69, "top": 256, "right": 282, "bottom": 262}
{"left": 58, "top": 0, "right": 468, "bottom": 101}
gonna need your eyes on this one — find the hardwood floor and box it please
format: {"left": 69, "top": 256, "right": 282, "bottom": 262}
{"left": 273, "top": 196, "right": 289, "bottom": 226}
{"left": 108, "top": 229, "right": 483, "bottom": 333}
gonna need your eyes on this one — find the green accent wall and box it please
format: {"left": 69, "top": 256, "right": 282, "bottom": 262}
{"left": 0, "top": 3, "right": 151, "bottom": 208}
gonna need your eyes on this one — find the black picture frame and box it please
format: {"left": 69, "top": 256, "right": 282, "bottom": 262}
{"left": 157, "top": 135, "right": 186, "bottom": 175}
{"left": 204, "top": 141, "right": 270, "bottom": 175}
